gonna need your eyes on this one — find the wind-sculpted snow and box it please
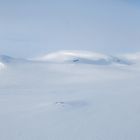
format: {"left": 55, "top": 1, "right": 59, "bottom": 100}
{"left": 0, "top": 51, "right": 140, "bottom": 140}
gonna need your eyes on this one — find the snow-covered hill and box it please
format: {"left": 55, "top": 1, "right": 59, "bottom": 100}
{"left": 36, "top": 50, "right": 131, "bottom": 65}
{"left": 1, "top": 51, "right": 139, "bottom": 67}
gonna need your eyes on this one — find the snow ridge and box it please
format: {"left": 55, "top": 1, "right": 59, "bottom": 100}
{"left": 1, "top": 50, "right": 140, "bottom": 66}
{"left": 36, "top": 50, "right": 131, "bottom": 65}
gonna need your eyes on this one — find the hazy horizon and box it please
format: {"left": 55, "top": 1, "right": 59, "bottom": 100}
{"left": 0, "top": 0, "right": 140, "bottom": 57}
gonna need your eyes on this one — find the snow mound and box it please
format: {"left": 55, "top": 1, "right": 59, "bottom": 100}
{"left": 37, "top": 50, "right": 131, "bottom": 65}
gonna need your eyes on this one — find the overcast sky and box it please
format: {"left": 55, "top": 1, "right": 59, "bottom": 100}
{"left": 0, "top": 0, "right": 140, "bottom": 58}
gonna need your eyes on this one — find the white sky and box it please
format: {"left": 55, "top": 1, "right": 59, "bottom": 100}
{"left": 0, "top": 0, "right": 140, "bottom": 58}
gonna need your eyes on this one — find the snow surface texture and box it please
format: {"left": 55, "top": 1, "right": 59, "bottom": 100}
{"left": 0, "top": 50, "right": 140, "bottom": 140}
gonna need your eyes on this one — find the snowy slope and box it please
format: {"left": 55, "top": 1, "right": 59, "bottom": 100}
{"left": 0, "top": 51, "right": 140, "bottom": 140}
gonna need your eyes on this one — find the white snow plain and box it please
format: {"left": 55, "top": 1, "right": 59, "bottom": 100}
{"left": 0, "top": 51, "right": 140, "bottom": 140}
